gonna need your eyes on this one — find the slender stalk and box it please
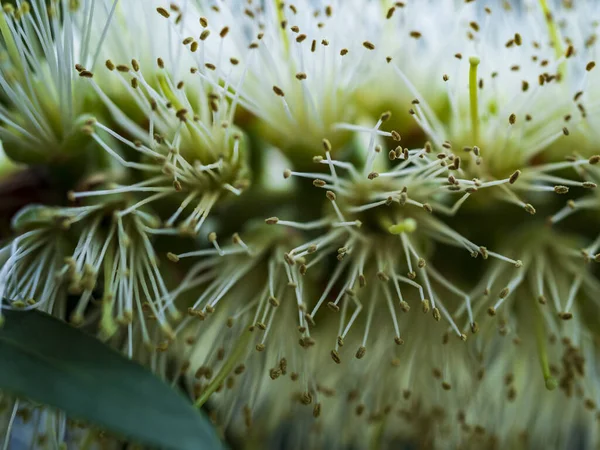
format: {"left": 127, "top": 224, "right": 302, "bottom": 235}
{"left": 539, "top": 0, "right": 563, "bottom": 60}
{"left": 0, "top": 10, "right": 24, "bottom": 76}
{"left": 469, "top": 56, "right": 480, "bottom": 144}
{"left": 195, "top": 329, "right": 252, "bottom": 407}
{"left": 533, "top": 303, "right": 558, "bottom": 391}
{"left": 274, "top": 0, "right": 289, "bottom": 56}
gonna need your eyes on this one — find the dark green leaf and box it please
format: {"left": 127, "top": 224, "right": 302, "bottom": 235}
{"left": 0, "top": 309, "right": 222, "bottom": 450}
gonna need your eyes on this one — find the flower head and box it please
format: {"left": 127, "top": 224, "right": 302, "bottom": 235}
{"left": 183, "top": 0, "right": 386, "bottom": 164}
{"left": 1, "top": 0, "right": 600, "bottom": 449}
{"left": 0, "top": 0, "right": 117, "bottom": 165}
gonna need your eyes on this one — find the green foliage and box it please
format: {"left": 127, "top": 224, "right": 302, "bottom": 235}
{"left": 0, "top": 310, "right": 223, "bottom": 450}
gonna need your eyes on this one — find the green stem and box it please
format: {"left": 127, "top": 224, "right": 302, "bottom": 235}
{"left": 539, "top": 0, "right": 566, "bottom": 77}
{"left": 194, "top": 329, "right": 253, "bottom": 407}
{"left": 469, "top": 56, "right": 480, "bottom": 145}
{"left": 370, "top": 417, "right": 386, "bottom": 450}
{"left": 0, "top": 9, "right": 24, "bottom": 76}
{"left": 539, "top": 0, "right": 563, "bottom": 60}
{"left": 99, "top": 242, "right": 117, "bottom": 340}
{"left": 533, "top": 303, "right": 558, "bottom": 391}
{"left": 274, "top": 0, "right": 289, "bottom": 56}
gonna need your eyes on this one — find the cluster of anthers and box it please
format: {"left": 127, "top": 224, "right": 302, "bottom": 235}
{"left": 1, "top": 0, "right": 600, "bottom": 449}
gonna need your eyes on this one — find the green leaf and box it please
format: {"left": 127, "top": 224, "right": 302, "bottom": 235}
{"left": 0, "top": 309, "right": 222, "bottom": 450}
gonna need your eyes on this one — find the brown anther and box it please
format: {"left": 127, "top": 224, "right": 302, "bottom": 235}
{"left": 272, "top": 85, "right": 285, "bottom": 96}
{"left": 586, "top": 61, "right": 596, "bottom": 71}
{"left": 348, "top": 273, "right": 362, "bottom": 290}
{"left": 509, "top": 170, "right": 521, "bottom": 184}
{"left": 514, "top": 33, "right": 522, "bottom": 46}
{"left": 422, "top": 299, "right": 430, "bottom": 313}
{"left": 432, "top": 308, "right": 441, "bottom": 322}
{"left": 376, "top": 271, "right": 389, "bottom": 282}
{"left": 368, "top": 172, "right": 379, "bottom": 180}
{"left": 524, "top": 203, "right": 536, "bottom": 215}
{"left": 255, "top": 344, "right": 265, "bottom": 352}
{"left": 479, "top": 247, "right": 489, "bottom": 259}
{"left": 327, "top": 302, "right": 340, "bottom": 312}
{"left": 156, "top": 7, "right": 170, "bottom": 18}
{"left": 394, "top": 336, "right": 404, "bottom": 345}
{"left": 487, "top": 307, "right": 496, "bottom": 316}
{"left": 380, "top": 111, "right": 392, "bottom": 122}
{"left": 509, "top": 113, "right": 516, "bottom": 125}
{"left": 265, "top": 217, "right": 279, "bottom": 225}
{"left": 331, "top": 350, "right": 341, "bottom": 364}
{"left": 507, "top": 387, "right": 517, "bottom": 401}
{"left": 356, "top": 346, "right": 366, "bottom": 359}
{"left": 284, "top": 253, "right": 295, "bottom": 266}
{"left": 300, "top": 392, "right": 312, "bottom": 405}
{"left": 363, "top": 41, "right": 375, "bottom": 50}
{"left": 554, "top": 185, "right": 569, "bottom": 194}
{"left": 326, "top": 191, "right": 336, "bottom": 201}
{"left": 313, "top": 403, "right": 322, "bottom": 418}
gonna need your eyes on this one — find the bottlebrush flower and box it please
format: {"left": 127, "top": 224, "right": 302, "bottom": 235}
{"left": 0, "top": 0, "right": 599, "bottom": 449}
{"left": 175, "top": 113, "right": 527, "bottom": 444}
{"left": 72, "top": 55, "right": 250, "bottom": 237}
{"left": 0, "top": 0, "right": 118, "bottom": 165}
{"left": 183, "top": 0, "right": 387, "bottom": 165}
{"left": 385, "top": 0, "right": 599, "bottom": 213}
{"left": 0, "top": 201, "right": 181, "bottom": 347}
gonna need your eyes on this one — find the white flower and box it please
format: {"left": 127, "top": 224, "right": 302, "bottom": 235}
{"left": 0, "top": 0, "right": 118, "bottom": 165}
{"left": 384, "top": 0, "right": 599, "bottom": 213}
{"left": 185, "top": 0, "right": 387, "bottom": 163}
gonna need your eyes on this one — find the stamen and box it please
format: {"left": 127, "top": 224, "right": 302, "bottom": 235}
{"left": 469, "top": 56, "right": 480, "bottom": 143}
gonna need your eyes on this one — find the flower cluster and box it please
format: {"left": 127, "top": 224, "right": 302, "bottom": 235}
{"left": 0, "top": 0, "right": 599, "bottom": 449}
